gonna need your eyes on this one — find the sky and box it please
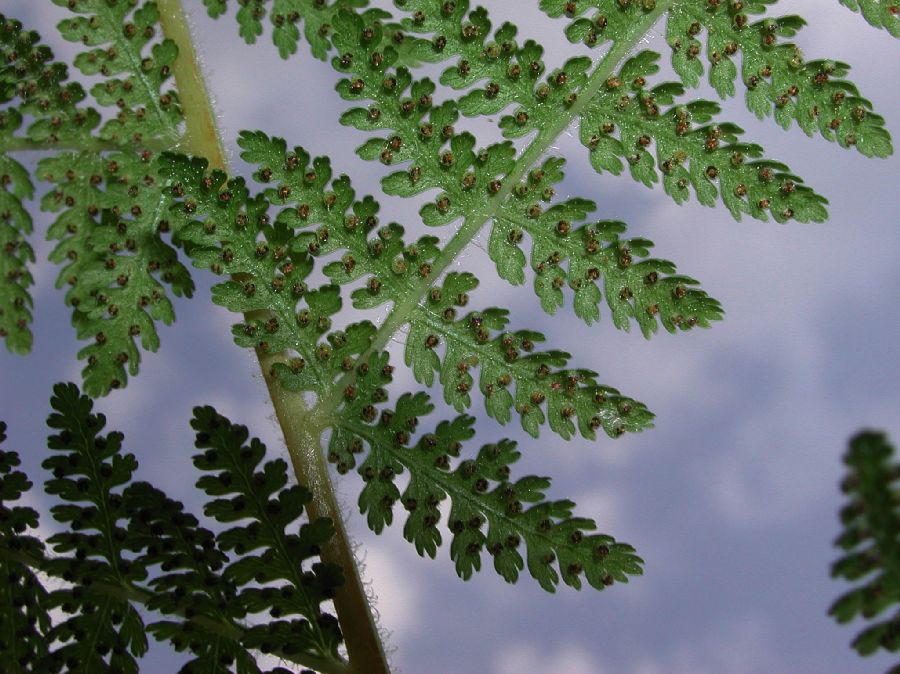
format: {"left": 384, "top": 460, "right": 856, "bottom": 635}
{"left": 2, "top": 1, "right": 899, "bottom": 673}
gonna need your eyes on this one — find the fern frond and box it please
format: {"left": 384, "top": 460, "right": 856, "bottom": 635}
{"left": 0, "top": 8, "right": 196, "bottom": 395}
{"left": 580, "top": 50, "right": 829, "bottom": 221}
{"left": 404, "top": 271, "right": 653, "bottom": 439}
{"left": 545, "top": 1, "right": 894, "bottom": 157}
{"left": 491, "top": 155, "right": 724, "bottom": 326}
{"left": 159, "top": 136, "right": 654, "bottom": 444}
{"left": 839, "top": 0, "right": 900, "bottom": 37}
{"left": 123, "top": 481, "right": 261, "bottom": 674}
{"left": 0, "top": 422, "right": 53, "bottom": 672}
{"left": 41, "top": 382, "right": 150, "bottom": 673}
{"left": 0, "top": 152, "right": 34, "bottom": 354}
{"left": 0, "top": 13, "right": 99, "bottom": 354}
{"left": 158, "top": 144, "right": 647, "bottom": 589}
{"left": 54, "top": 0, "right": 182, "bottom": 144}
{"left": 190, "top": 405, "right": 345, "bottom": 662}
{"left": 1, "top": 384, "right": 351, "bottom": 673}
{"left": 332, "top": 4, "right": 724, "bottom": 326}
{"left": 204, "top": 0, "right": 416, "bottom": 61}
{"left": 830, "top": 431, "right": 900, "bottom": 662}
{"left": 40, "top": 150, "right": 195, "bottom": 396}
{"left": 329, "top": 351, "right": 643, "bottom": 592}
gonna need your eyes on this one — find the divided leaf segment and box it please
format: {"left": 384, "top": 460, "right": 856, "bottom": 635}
{"left": 0, "top": 0, "right": 897, "bottom": 672}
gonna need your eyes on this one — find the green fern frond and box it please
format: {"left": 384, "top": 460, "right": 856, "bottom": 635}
{"left": 204, "top": 0, "right": 401, "bottom": 61}
{"left": 40, "top": 151, "right": 194, "bottom": 396}
{"left": 491, "top": 156, "right": 724, "bottom": 326}
{"left": 54, "top": 0, "right": 182, "bottom": 144}
{"left": 332, "top": 5, "right": 724, "bottom": 326}
{"left": 1, "top": 384, "right": 350, "bottom": 673}
{"left": 159, "top": 135, "right": 654, "bottom": 443}
{"left": 839, "top": 0, "right": 900, "bottom": 37}
{"left": 579, "top": 50, "right": 829, "bottom": 221}
{"left": 158, "top": 143, "right": 648, "bottom": 589}
{"left": 404, "top": 271, "right": 653, "bottom": 439}
{"left": 329, "top": 351, "right": 644, "bottom": 592}
{"left": 830, "top": 431, "right": 900, "bottom": 663}
{"left": 545, "top": 1, "right": 894, "bottom": 157}
{"left": 0, "top": 13, "right": 98, "bottom": 354}
{"left": 0, "top": 152, "right": 34, "bottom": 354}
{"left": 0, "top": 6, "right": 196, "bottom": 395}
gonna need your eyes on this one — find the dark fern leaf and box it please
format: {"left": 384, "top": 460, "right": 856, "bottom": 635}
{"left": 123, "top": 481, "right": 260, "bottom": 674}
{"left": 40, "top": 382, "right": 149, "bottom": 673}
{"left": 0, "top": 422, "right": 53, "bottom": 673}
{"left": 830, "top": 430, "right": 900, "bottom": 664}
{"left": 191, "top": 406, "right": 345, "bottom": 663}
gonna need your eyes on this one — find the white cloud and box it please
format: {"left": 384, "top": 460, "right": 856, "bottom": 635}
{"left": 493, "top": 642, "right": 609, "bottom": 674}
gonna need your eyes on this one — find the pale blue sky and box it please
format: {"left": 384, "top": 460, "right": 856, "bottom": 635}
{"left": 2, "top": 2, "right": 898, "bottom": 673}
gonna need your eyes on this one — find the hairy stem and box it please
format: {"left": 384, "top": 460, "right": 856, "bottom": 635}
{"left": 316, "top": 2, "right": 672, "bottom": 419}
{"left": 156, "top": 1, "right": 390, "bottom": 672}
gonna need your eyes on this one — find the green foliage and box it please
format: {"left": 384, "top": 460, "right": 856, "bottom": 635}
{"left": 205, "top": 0, "right": 396, "bottom": 60}
{"left": 544, "top": 1, "right": 895, "bottom": 156}
{"left": 0, "top": 4, "right": 196, "bottom": 395}
{"left": 1, "top": 1, "right": 897, "bottom": 671}
{"left": 157, "top": 133, "right": 651, "bottom": 589}
{"left": 830, "top": 431, "right": 900, "bottom": 670}
{"left": 0, "top": 384, "right": 346, "bottom": 673}
{"left": 329, "top": 352, "right": 643, "bottom": 591}
{"left": 839, "top": 0, "right": 900, "bottom": 37}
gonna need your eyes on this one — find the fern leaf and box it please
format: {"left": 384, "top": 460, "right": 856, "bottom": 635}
{"left": 839, "top": 0, "right": 900, "bottom": 37}
{"left": 3, "top": 385, "right": 350, "bottom": 672}
{"left": 830, "top": 431, "right": 900, "bottom": 661}
{"left": 405, "top": 271, "right": 653, "bottom": 440}
{"left": 544, "top": 1, "right": 894, "bottom": 156}
{"left": 0, "top": 13, "right": 98, "bottom": 354}
{"left": 205, "top": 0, "right": 397, "bottom": 60}
{"left": 40, "top": 151, "right": 195, "bottom": 396}
{"left": 0, "top": 9, "right": 197, "bottom": 394}
{"left": 191, "top": 405, "right": 345, "bottom": 662}
{"left": 161, "top": 138, "right": 655, "bottom": 442}
{"left": 492, "top": 156, "right": 724, "bottom": 326}
{"left": 54, "top": 0, "right": 181, "bottom": 144}
{"left": 0, "top": 422, "right": 53, "bottom": 672}
{"left": 333, "top": 5, "right": 724, "bottom": 325}
{"left": 41, "top": 382, "right": 150, "bottom": 673}
{"left": 666, "top": 2, "right": 893, "bottom": 156}
{"left": 0, "top": 152, "right": 34, "bottom": 354}
{"left": 329, "top": 352, "right": 643, "bottom": 591}
{"left": 123, "top": 481, "right": 260, "bottom": 674}
{"left": 580, "top": 50, "right": 829, "bottom": 222}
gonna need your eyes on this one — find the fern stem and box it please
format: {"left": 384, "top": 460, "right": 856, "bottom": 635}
{"left": 316, "top": 1, "right": 673, "bottom": 419}
{"left": 155, "top": 2, "right": 390, "bottom": 672}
